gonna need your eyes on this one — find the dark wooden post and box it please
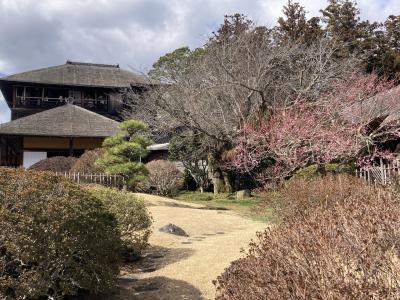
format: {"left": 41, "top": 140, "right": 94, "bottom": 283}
{"left": 69, "top": 138, "right": 74, "bottom": 156}
{"left": 0, "top": 136, "right": 3, "bottom": 166}
{"left": 12, "top": 87, "right": 16, "bottom": 108}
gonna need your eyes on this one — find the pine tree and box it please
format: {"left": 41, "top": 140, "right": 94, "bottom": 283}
{"left": 96, "top": 120, "right": 152, "bottom": 188}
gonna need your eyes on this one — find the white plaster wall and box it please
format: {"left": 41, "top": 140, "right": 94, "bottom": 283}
{"left": 23, "top": 151, "right": 47, "bottom": 169}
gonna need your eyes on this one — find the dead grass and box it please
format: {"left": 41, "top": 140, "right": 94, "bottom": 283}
{"left": 114, "top": 193, "right": 268, "bottom": 299}
{"left": 215, "top": 175, "right": 400, "bottom": 300}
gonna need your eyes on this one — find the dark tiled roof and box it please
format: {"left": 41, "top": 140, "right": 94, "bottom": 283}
{"left": 0, "top": 61, "right": 156, "bottom": 88}
{"left": 0, "top": 104, "right": 119, "bottom": 138}
{"left": 343, "top": 85, "right": 400, "bottom": 125}
{"left": 362, "top": 85, "right": 400, "bottom": 119}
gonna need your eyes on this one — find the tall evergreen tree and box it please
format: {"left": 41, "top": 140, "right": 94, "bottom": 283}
{"left": 364, "top": 15, "right": 400, "bottom": 78}
{"left": 321, "top": 0, "right": 381, "bottom": 72}
{"left": 210, "top": 13, "right": 254, "bottom": 44}
{"left": 385, "top": 15, "right": 400, "bottom": 50}
{"left": 321, "top": 0, "right": 360, "bottom": 42}
{"left": 276, "top": 1, "right": 323, "bottom": 44}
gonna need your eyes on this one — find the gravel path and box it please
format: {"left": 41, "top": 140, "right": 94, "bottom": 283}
{"left": 107, "top": 194, "right": 267, "bottom": 300}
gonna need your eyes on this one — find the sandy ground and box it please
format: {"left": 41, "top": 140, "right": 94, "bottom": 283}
{"left": 107, "top": 194, "right": 267, "bottom": 300}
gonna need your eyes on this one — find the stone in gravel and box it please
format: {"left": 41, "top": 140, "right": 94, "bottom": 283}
{"left": 236, "top": 189, "right": 251, "bottom": 199}
{"left": 159, "top": 223, "right": 189, "bottom": 237}
{"left": 134, "top": 282, "right": 160, "bottom": 292}
{"left": 181, "top": 241, "right": 192, "bottom": 244}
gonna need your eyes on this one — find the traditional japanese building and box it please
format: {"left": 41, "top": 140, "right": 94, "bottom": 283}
{"left": 0, "top": 104, "right": 120, "bottom": 167}
{"left": 0, "top": 61, "right": 155, "bottom": 167}
{"left": 0, "top": 60, "right": 151, "bottom": 120}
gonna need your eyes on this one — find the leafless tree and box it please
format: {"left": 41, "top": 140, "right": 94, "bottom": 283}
{"left": 124, "top": 24, "right": 360, "bottom": 194}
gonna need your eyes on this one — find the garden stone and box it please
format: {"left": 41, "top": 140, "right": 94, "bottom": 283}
{"left": 236, "top": 189, "right": 251, "bottom": 199}
{"left": 159, "top": 223, "right": 189, "bottom": 237}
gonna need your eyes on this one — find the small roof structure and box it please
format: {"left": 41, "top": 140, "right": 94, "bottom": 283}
{"left": 361, "top": 85, "right": 400, "bottom": 119}
{"left": 0, "top": 61, "right": 156, "bottom": 88}
{"left": 0, "top": 104, "right": 120, "bottom": 138}
{"left": 147, "top": 143, "right": 169, "bottom": 151}
{"left": 343, "top": 85, "right": 400, "bottom": 125}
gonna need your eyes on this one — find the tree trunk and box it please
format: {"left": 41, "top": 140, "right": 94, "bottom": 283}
{"left": 212, "top": 168, "right": 226, "bottom": 194}
{"left": 316, "top": 163, "right": 326, "bottom": 176}
{"left": 223, "top": 171, "right": 233, "bottom": 193}
{"left": 208, "top": 153, "right": 232, "bottom": 195}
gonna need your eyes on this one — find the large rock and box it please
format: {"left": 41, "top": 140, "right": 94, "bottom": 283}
{"left": 236, "top": 189, "right": 251, "bottom": 199}
{"left": 159, "top": 224, "right": 189, "bottom": 237}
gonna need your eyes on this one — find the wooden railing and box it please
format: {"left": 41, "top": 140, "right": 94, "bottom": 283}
{"left": 356, "top": 161, "right": 400, "bottom": 185}
{"left": 15, "top": 96, "right": 109, "bottom": 112}
{"left": 55, "top": 172, "right": 125, "bottom": 188}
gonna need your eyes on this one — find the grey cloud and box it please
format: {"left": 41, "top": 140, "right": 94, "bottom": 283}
{"left": 1, "top": 0, "right": 398, "bottom": 75}
{"left": 0, "top": 9, "right": 64, "bottom": 72}
{"left": 66, "top": 0, "right": 174, "bottom": 30}
{"left": 0, "top": 0, "right": 399, "bottom": 124}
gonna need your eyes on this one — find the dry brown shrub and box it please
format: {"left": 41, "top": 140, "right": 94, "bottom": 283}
{"left": 70, "top": 148, "right": 105, "bottom": 174}
{"left": 139, "top": 160, "right": 184, "bottom": 196}
{"left": 28, "top": 156, "right": 77, "bottom": 172}
{"left": 86, "top": 186, "right": 152, "bottom": 259}
{"left": 215, "top": 175, "right": 400, "bottom": 300}
{"left": 0, "top": 168, "right": 121, "bottom": 299}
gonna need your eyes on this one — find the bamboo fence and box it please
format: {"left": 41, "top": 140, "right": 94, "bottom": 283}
{"left": 55, "top": 172, "right": 125, "bottom": 188}
{"left": 356, "top": 160, "right": 400, "bottom": 185}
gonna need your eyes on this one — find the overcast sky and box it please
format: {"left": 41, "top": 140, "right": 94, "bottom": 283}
{"left": 0, "top": 0, "right": 399, "bottom": 123}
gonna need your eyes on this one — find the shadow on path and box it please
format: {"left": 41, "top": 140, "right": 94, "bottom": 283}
{"left": 122, "top": 245, "right": 195, "bottom": 274}
{"left": 102, "top": 276, "right": 204, "bottom": 300}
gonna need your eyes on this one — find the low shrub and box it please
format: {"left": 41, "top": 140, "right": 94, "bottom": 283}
{"left": 0, "top": 168, "right": 122, "bottom": 299}
{"left": 215, "top": 175, "right": 400, "bottom": 299}
{"left": 87, "top": 187, "right": 152, "bottom": 259}
{"left": 291, "top": 163, "right": 355, "bottom": 180}
{"left": 28, "top": 156, "right": 77, "bottom": 172}
{"left": 274, "top": 174, "right": 364, "bottom": 222}
{"left": 140, "top": 160, "right": 184, "bottom": 196}
{"left": 70, "top": 148, "right": 105, "bottom": 174}
{"left": 175, "top": 191, "right": 214, "bottom": 202}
